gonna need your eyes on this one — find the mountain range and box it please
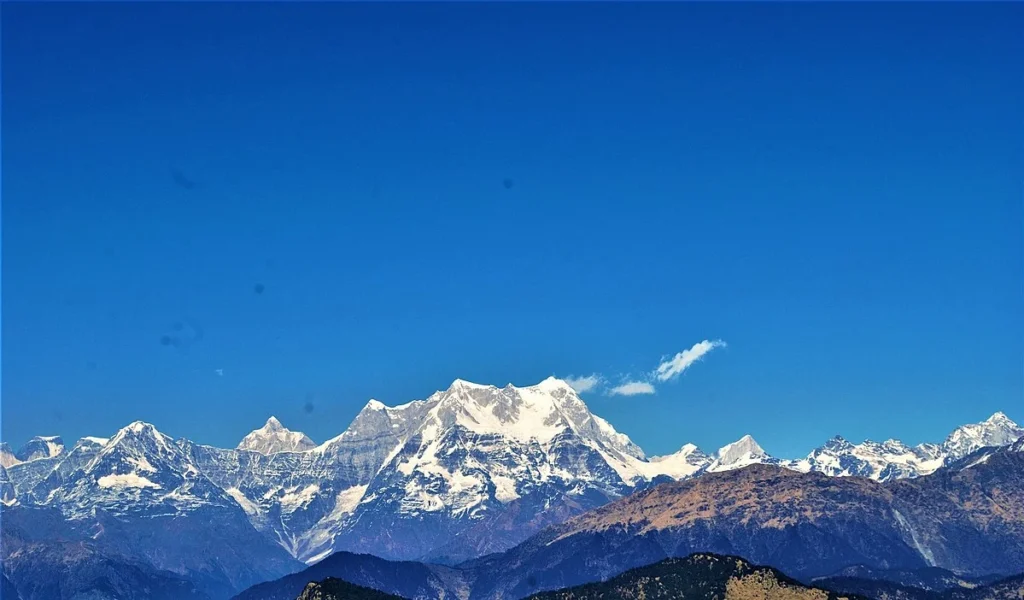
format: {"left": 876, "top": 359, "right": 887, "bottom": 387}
{"left": 2, "top": 378, "right": 1022, "bottom": 600}
{"left": 234, "top": 439, "right": 1024, "bottom": 600}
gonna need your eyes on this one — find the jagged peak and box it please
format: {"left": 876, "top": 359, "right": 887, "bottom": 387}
{"left": 985, "top": 411, "right": 1015, "bottom": 425}
{"left": 105, "top": 421, "right": 167, "bottom": 447}
{"left": 715, "top": 434, "right": 766, "bottom": 462}
{"left": 449, "top": 378, "right": 490, "bottom": 390}
{"left": 237, "top": 416, "right": 315, "bottom": 454}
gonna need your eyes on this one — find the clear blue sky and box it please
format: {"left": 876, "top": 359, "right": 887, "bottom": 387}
{"left": 2, "top": 3, "right": 1022, "bottom": 458}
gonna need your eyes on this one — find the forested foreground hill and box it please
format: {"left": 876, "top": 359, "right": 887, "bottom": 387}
{"left": 295, "top": 578, "right": 405, "bottom": 600}
{"left": 527, "top": 554, "right": 865, "bottom": 600}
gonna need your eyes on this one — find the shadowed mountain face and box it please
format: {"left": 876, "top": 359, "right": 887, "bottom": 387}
{"left": 230, "top": 552, "right": 466, "bottom": 600}
{"left": 1, "top": 503, "right": 298, "bottom": 600}
{"left": 813, "top": 566, "right": 1004, "bottom": 593}
{"left": 1, "top": 508, "right": 211, "bottom": 600}
{"left": 816, "top": 573, "right": 1024, "bottom": 600}
{"left": 527, "top": 554, "right": 866, "bottom": 600}
{"left": 2, "top": 573, "right": 23, "bottom": 600}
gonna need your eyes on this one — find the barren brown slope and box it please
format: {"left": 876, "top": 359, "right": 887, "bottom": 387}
{"left": 466, "top": 446, "right": 1024, "bottom": 600}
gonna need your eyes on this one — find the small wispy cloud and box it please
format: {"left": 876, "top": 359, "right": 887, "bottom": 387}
{"left": 560, "top": 339, "right": 725, "bottom": 397}
{"left": 214, "top": 368, "right": 224, "bottom": 377}
{"left": 564, "top": 374, "right": 603, "bottom": 394}
{"left": 653, "top": 339, "right": 726, "bottom": 382}
{"left": 608, "top": 381, "right": 656, "bottom": 396}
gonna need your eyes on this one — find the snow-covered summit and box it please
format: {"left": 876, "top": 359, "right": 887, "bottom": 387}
{"left": 941, "top": 411, "right": 1023, "bottom": 461}
{"left": 237, "top": 417, "right": 316, "bottom": 455}
{"left": 644, "top": 443, "right": 712, "bottom": 480}
{"left": 0, "top": 442, "right": 19, "bottom": 468}
{"left": 418, "top": 377, "right": 641, "bottom": 454}
{"left": 13, "top": 435, "right": 65, "bottom": 463}
{"left": 707, "top": 434, "right": 779, "bottom": 472}
{"left": 5, "top": 382, "right": 1019, "bottom": 567}
{"left": 790, "top": 412, "right": 1022, "bottom": 482}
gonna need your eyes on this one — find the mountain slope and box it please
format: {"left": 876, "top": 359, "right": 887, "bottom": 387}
{"left": 2, "top": 573, "right": 23, "bottom": 600}
{"left": 2, "top": 422, "right": 303, "bottom": 599}
{"left": 817, "top": 572, "right": 1024, "bottom": 600}
{"left": 1, "top": 507, "right": 212, "bottom": 600}
{"left": 230, "top": 552, "right": 466, "bottom": 600}
{"left": 464, "top": 442, "right": 1024, "bottom": 600}
{"left": 527, "top": 554, "right": 866, "bottom": 600}
{"left": 812, "top": 565, "right": 1002, "bottom": 593}
{"left": 4, "top": 379, "right": 1021, "bottom": 589}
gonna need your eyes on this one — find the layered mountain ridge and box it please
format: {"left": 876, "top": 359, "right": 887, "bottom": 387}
{"left": 3, "top": 378, "right": 1022, "bottom": 587}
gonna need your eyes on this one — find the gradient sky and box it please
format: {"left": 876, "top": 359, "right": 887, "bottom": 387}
{"left": 2, "top": 3, "right": 1022, "bottom": 458}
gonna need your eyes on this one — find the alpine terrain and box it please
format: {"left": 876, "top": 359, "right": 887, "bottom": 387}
{"left": 2, "top": 378, "right": 1022, "bottom": 600}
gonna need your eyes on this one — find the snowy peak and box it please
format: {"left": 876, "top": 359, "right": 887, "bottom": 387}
{"left": 822, "top": 435, "right": 853, "bottom": 451}
{"left": 414, "top": 377, "right": 645, "bottom": 463}
{"left": 14, "top": 435, "right": 65, "bottom": 462}
{"left": 533, "top": 376, "right": 578, "bottom": 394}
{"left": 719, "top": 435, "right": 766, "bottom": 460}
{"left": 707, "top": 435, "right": 776, "bottom": 473}
{"left": 238, "top": 417, "right": 316, "bottom": 455}
{"left": 646, "top": 443, "right": 712, "bottom": 480}
{"left": 941, "top": 412, "right": 1024, "bottom": 462}
{"left": 0, "top": 442, "right": 19, "bottom": 468}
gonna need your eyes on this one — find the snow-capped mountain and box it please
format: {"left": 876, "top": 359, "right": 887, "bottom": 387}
{"left": 3, "top": 377, "right": 1021, "bottom": 570}
{"left": 942, "top": 411, "right": 1023, "bottom": 460}
{"left": 0, "top": 442, "right": 18, "bottom": 468}
{"left": 238, "top": 417, "right": 317, "bottom": 454}
{"left": 789, "top": 436, "right": 944, "bottom": 481}
{"left": 2, "top": 422, "right": 301, "bottom": 599}
{"left": 323, "top": 377, "right": 652, "bottom": 561}
{"left": 792, "top": 411, "right": 1024, "bottom": 482}
{"left": 641, "top": 443, "right": 711, "bottom": 480}
{"left": 706, "top": 435, "right": 786, "bottom": 473}
{"left": 0, "top": 435, "right": 65, "bottom": 468}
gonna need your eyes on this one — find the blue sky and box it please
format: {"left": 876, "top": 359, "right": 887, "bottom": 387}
{"left": 2, "top": 3, "right": 1022, "bottom": 457}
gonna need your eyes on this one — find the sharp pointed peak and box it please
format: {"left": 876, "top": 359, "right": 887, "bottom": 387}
{"left": 533, "top": 376, "right": 575, "bottom": 392}
{"left": 718, "top": 434, "right": 765, "bottom": 456}
{"left": 985, "top": 411, "right": 1014, "bottom": 424}
{"left": 264, "top": 416, "right": 284, "bottom": 430}
{"left": 451, "top": 377, "right": 492, "bottom": 388}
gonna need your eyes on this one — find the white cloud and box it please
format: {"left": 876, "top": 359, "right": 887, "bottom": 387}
{"left": 564, "top": 374, "right": 603, "bottom": 393}
{"left": 653, "top": 339, "right": 726, "bottom": 382}
{"left": 608, "top": 381, "right": 656, "bottom": 396}
{"left": 214, "top": 369, "right": 224, "bottom": 377}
